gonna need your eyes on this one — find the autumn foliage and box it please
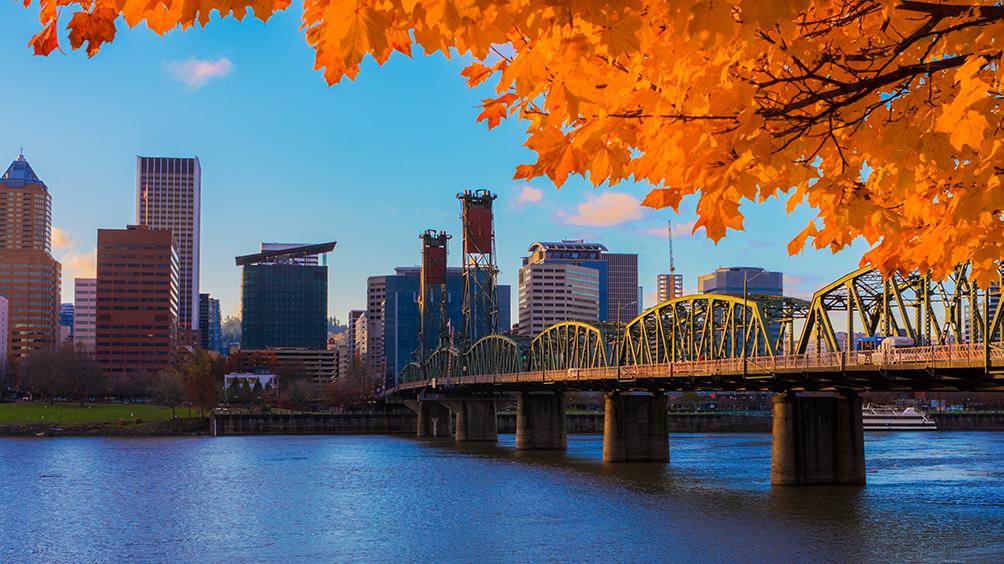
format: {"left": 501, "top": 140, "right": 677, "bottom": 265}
{"left": 21, "top": 0, "right": 1004, "bottom": 283}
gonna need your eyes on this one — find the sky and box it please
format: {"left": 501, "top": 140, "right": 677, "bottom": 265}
{"left": 1, "top": 5, "right": 873, "bottom": 321}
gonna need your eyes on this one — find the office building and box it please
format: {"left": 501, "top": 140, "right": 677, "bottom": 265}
{"left": 367, "top": 267, "right": 511, "bottom": 386}
{"left": 237, "top": 242, "right": 334, "bottom": 350}
{"left": 0, "top": 296, "right": 7, "bottom": 383}
{"left": 347, "top": 309, "right": 364, "bottom": 359}
{"left": 199, "top": 293, "right": 222, "bottom": 353}
{"left": 657, "top": 273, "right": 684, "bottom": 303}
{"left": 518, "top": 262, "right": 600, "bottom": 336}
{"left": 59, "top": 303, "right": 74, "bottom": 337}
{"left": 230, "top": 348, "right": 339, "bottom": 385}
{"left": 517, "top": 241, "right": 638, "bottom": 332}
{"left": 73, "top": 278, "right": 97, "bottom": 352}
{"left": 698, "top": 267, "right": 783, "bottom": 297}
{"left": 136, "top": 156, "right": 201, "bottom": 342}
{"left": 352, "top": 310, "right": 368, "bottom": 362}
{"left": 95, "top": 225, "right": 179, "bottom": 376}
{"left": 0, "top": 154, "right": 62, "bottom": 365}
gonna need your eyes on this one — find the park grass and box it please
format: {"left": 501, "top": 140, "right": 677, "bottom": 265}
{"left": 0, "top": 402, "right": 188, "bottom": 425}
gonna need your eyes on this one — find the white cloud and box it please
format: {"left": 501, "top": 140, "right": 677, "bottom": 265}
{"left": 565, "top": 192, "right": 645, "bottom": 227}
{"left": 62, "top": 249, "right": 97, "bottom": 282}
{"left": 164, "top": 57, "right": 234, "bottom": 91}
{"left": 516, "top": 185, "right": 543, "bottom": 205}
{"left": 52, "top": 227, "right": 74, "bottom": 250}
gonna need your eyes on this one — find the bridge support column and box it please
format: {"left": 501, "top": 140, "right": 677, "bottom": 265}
{"left": 516, "top": 392, "right": 566, "bottom": 450}
{"left": 771, "top": 393, "right": 865, "bottom": 486}
{"left": 416, "top": 400, "right": 452, "bottom": 438}
{"left": 602, "top": 391, "right": 668, "bottom": 463}
{"left": 450, "top": 399, "right": 498, "bottom": 442}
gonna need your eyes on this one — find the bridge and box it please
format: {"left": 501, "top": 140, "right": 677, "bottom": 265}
{"left": 387, "top": 265, "right": 1004, "bottom": 485}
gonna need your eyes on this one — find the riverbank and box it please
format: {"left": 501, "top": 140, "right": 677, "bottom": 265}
{"left": 0, "top": 417, "right": 210, "bottom": 436}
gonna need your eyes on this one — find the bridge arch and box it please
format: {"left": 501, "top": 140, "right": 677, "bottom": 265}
{"left": 529, "top": 321, "right": 616, "bottom": 371}
{"left": 425, "top": 347, "right": 463, "bottom": 380}
{"left": 621, "top": 294, "right": 774, "bottom": 365}
{"left": 400, "top": 362, "right": 424, "bottom": 384}
{"left": 796, "top": 264, "right": 1004, "bottom": 354}
{"left": 464, "top": 334, "right": 528, "bottom": 376}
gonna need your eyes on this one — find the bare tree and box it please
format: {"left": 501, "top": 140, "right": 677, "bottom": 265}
{"left": 152, "top": 369, "right": 186, "bottom": 418}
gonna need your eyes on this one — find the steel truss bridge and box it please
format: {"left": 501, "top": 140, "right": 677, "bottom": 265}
{"left": 391, "top": 265, "right": 1004, "bottom": 394}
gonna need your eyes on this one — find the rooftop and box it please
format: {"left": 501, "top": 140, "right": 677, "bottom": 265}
{"left": 527, "top": 240, "right": 608, "bottom": 253}
{"left": 1, "top": 154, "right": 46, "bottom": 189}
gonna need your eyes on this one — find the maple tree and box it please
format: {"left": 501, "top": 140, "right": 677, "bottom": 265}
{"left": 20, "top": 0, "right": 1004, "bottom": 283}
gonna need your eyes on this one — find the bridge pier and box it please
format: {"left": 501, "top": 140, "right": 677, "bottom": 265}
{"left": 771, "top": 393, "right": 865, "bottom": 486}
{"left": 414, "top": 400, "right": 452, "bottom": 438}
{"left": 451, "top": 399, "right": 498, "bottom": 442}
{"left": 602, "top": 391, "right": 669, "bottom": 463}
{"left": 515, "top": 392, "right": 567, "bottom": 450}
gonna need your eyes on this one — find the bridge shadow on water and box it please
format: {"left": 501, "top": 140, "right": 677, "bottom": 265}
{"left": 405, "top": 432, "right": 871, "bottom": 559}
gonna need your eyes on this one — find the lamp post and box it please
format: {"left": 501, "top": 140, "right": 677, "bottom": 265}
{"left": 616, "top": 300, "right": 638, "bottom": 380}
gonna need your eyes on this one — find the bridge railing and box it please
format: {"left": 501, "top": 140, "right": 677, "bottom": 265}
{"left": 388, "top": 343, "right": 1003, "bottom": 392}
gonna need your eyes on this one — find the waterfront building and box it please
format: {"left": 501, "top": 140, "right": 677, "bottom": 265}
{"left": 199, "top": 293, "right": 222, "bottom": 354}
{"left": 347, "top": 309, "right": 364, "bottom": 360}
{"left": 367, "top": 267, "right": 511, "bottom": 386}
{"left": 237, "top": 242, "right": 334, "bottom": 350}
{"left": 95, "top": 225, "right": 179, "bottom": 376}
{"left": 517, "top": 262, "right": 600, "bottom": 336}
{"left": 72, "top": 278, "right": 96, "bottom": 352}
{"left": 0, "top": 154, "right": 61, "bottom": 365}
{"left": 136, "top": 156, "right": 201, "bottom": 343}
{"left": 352, "top": 310, "right": 368, "bottom": 362}
{"left": 657, "top": 273, "right": 684, "bottom": 303}
{"left": 698, "top": 267, "right": 783, "bottom": 297}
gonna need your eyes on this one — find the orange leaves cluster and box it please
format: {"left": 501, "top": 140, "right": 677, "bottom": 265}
{"left": 22, "top": 0, "right": 1004, "bottom": 285}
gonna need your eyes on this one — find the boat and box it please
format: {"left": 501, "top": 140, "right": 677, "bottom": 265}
{"left": 862, "top": 404, "right": 937, "bottom": 431}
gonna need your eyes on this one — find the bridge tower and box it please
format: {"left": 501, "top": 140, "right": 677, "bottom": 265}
{"left": 418, "top": 230, "right": 452, "bottom": 364}
{"left": 457, "top": 189, "right": 499, "bottom": 344}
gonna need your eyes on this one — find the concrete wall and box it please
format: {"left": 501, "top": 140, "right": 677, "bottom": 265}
{"left": 214, "top": 413, "right": 417, "bottom": 435}
{"left": 933, "top": 413, "right": 1004, "bottom": 430}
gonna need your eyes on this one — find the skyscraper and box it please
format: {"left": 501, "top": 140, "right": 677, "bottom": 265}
{"left": 518, "top": 262, "right": 600, "bottom": 336}
{"left": 237, "top": 242, "right": 334, "bottom": 350}
{"left": 73, "top": 278, "right": 97, "bottom": 353}
{"left": 0, "top": 296, "right": 8, "bottom": 383}
{"left": 0, "top": 154, "right": 61, "bottom": 365}
{"left": 136, "top": 156, "right": 201, "bottom": 342}
{"left": 199, "top": 293, "right": 222, "bottom": 354}
{"left": 95, "top": 225, "right": 179, "bottom": 376}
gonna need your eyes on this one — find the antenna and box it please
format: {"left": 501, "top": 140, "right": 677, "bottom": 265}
{"left": 668, "top": 220, "right": 675, "bottom": 275}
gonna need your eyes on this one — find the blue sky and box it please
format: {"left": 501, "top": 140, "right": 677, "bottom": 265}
{"left": 2, "top": 5, "right": 871, "bottom": 320}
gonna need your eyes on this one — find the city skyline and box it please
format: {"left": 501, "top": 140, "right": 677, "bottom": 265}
{"left": 1, "top": 5, "right": 872, "bottom": 323}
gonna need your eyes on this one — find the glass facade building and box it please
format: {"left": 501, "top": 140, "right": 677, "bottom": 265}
{"left": 240, "top": 264, "right": 327, "bottom": 350}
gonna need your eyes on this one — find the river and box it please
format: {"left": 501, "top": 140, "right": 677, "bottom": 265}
{"left": 1, "top": 432, "right": 1002, "bottom": 562}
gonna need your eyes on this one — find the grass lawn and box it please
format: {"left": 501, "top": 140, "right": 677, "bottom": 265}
{"left": 0, "top": 402, "right": 191, "bottom": 425}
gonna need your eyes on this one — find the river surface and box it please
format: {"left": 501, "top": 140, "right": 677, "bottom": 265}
{"left": 1, "top": 432, "right": 1002, "bottom": 562}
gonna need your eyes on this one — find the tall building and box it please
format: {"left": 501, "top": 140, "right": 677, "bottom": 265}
{"left": 199, "top": 293, "right": 222, "bottom": 353}
{"left": 0, "top": 296, "right": 8, "bottom": 383}
{"left": 657, "top": 273, "right": 684, "bottom": 303}
{"left": 95, "top": 225, "right": 179, "bottom": 376}
{"left": 347, "top": 309, "right": 365, "bottom": 360}
{"left": 698, "top": 267, "right": 783, "bottom": 297}
{"left": 518, "top": 263, "right": 600, "bottom": 336}
{"left": 518, "top": 241, "right": 638, "bottom": 329}
{"left": 59, "top": 303, "right": 74, "bottom": 344}
{"left": 237, "top": 242, "right": 334, "bottom": 350}
{"left": 73, "top": 278, "right": 97, "bottom": 352}
{"left": 0, "top": 154, "right": 61, "bottom": 365}
{"left": 367, "top": 267, "right": 511, "bottom": 386}
{"left": 136, "top": 156, "right": 201, "bottom": 342}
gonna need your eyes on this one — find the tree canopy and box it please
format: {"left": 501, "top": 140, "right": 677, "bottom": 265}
{"left": 22, "top": 0, "right": 1004, "bottom": 283}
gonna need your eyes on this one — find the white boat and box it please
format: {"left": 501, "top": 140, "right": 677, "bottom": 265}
{"left": 862, "top": 404, "right": 937, "bottom": 431}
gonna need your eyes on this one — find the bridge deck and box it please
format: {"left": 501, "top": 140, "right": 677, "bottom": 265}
{"left": 389, "top": 344, "right": 1004, "bottom": 394}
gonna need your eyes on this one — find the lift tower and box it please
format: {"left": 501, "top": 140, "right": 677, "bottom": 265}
{"left": 418, "top": 230, "right": 452, "bottom": 363}
{"left": 457, "top": 189, "right": 499, "bottom": 344}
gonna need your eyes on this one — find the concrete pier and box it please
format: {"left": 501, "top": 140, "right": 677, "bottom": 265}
{"left": 451, "top": 399, "right": 498, "bottom": 442}
{"left": 515, "top": 392, "right": 567, "bottom": 450}
{"left": 602, "top": 391, "right": 669, "bottom": 463}
{"left": 770, "top": 393, "right": 865, "bottom": 485}
{"left": 416, "top": 400, "right": 453, "bottom": 438}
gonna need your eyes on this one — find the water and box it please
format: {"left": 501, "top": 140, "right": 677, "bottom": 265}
{"left": 2, "top": 432, "right": 1002, "bottom": 562}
